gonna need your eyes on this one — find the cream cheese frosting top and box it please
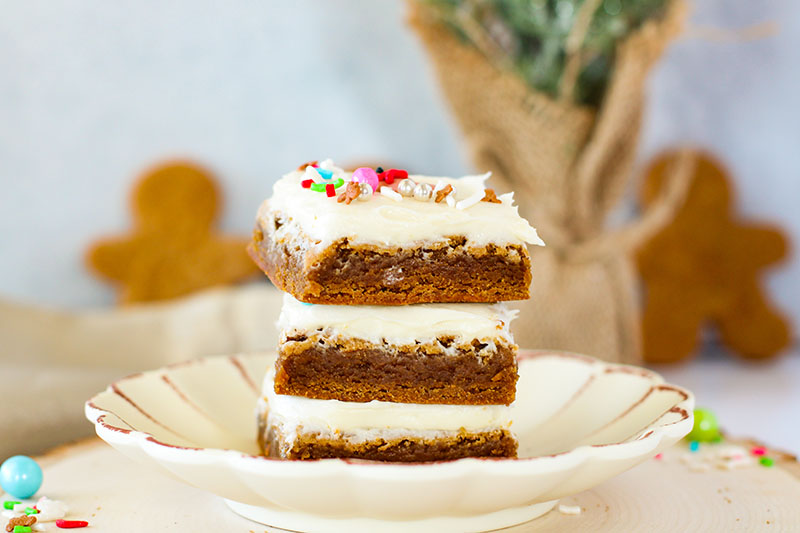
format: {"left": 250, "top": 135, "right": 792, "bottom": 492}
{"left": 278, "top": 293, "right": 517, "bottom": 345}
{"left": 263, "top": 368, "right": 512, "bottom": 433}
{"left": 262, "top": 161, "right": 545, "bottom": 248}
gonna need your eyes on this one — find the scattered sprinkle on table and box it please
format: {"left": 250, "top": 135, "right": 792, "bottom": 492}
{"left": 760, "top": 457, "right": 775, "bottom": 467}
{"left": 55, "top": 520, "right": 88, "bottom": 529}
{"left": 689, "top": 441, "right": 700, "bottom": 452}
{"left": 6, "top": 515, "right": 37, "bottom": 533}
{"left": 751, "top": 446, "right": 767, "bottom": 456}
{"left": 558, "top": 504, "right": 582, "bottom": 515}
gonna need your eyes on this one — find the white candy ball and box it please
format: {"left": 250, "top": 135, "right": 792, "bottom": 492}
{"left": 413, "top": 182, "right": 433, "bottom": 201}
{"left": 357, "top": 182, "right": 372, "bottom": 201}
{"left": 397, "top": 179, "right": 416, "bottom": 197}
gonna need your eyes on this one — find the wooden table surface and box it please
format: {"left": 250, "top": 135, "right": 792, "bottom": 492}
{"left": 4, "top": 437, "right": 799, "bottom": 532}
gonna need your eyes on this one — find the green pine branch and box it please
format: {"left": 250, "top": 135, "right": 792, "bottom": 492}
{"left": 422, "top": 0, "right": 669, "bottom": 107}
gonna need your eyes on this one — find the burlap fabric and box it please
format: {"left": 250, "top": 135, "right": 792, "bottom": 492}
{"left": 409, "top": 0, "right": 693, "bottom": 363}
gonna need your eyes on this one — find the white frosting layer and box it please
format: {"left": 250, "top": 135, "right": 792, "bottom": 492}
{"left": 262, "top": 163, "right": 545, "bottom": 248}
{"left": 278, "top": 293, "right": 516, "bottom": 345}
{"left": 262, "top": 368, "right": 512, "bottom": 434}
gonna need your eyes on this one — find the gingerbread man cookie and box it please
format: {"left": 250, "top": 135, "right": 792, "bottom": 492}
{"left": 637, "top": 151, "right": 791, "bottom": 363}
{"left": 87, "top": 161, "right": 260, "bottom": 304}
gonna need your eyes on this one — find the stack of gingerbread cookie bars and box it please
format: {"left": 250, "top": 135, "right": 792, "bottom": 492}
{"left": 249, "top": 159, "right": 543, "bottom": 461}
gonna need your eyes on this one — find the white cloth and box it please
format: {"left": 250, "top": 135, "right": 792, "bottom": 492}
{"left": 0, "top": 284, "right": 283, "bottom": 459}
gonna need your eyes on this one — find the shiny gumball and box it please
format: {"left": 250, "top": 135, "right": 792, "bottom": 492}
{"left": 413, "top": 182, "right": 433, "bottom": 201}
{"left": 0, "top": 456, "right": 43, "bottom": 499}
{"left": 351, "top": 167, "right": 380, "bottom": 192}
{"left": 397, "top": 178, "right": 416, "bottom": 197}
{"left": 686, "top": 408, "right": 720, "bottom": 442}
{"left": 357, "top": 183, "right": 372, "bottom": 201}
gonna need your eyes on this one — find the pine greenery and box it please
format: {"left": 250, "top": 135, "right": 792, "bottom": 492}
{"left": 422, "top": 0, "right": 668, "bottom": 107}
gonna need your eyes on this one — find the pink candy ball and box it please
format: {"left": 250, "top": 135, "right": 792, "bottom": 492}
{"left": 351, "top": 167, "right": 380, "bottom": 192}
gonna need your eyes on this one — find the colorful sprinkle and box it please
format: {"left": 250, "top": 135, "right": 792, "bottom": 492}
{"left": 4, "top": 502, "right": 21, "bottom": 510}
{"left": 301, "top": 179, "right": 313, "bottom": 188}
{"left": 315, "top": 168, "right": 333, "bottom": 180}
{"left": 379, "top": 186, "right": 402, "bottom": 202}
{"left": 296, "top": 160, "right": 317, "bottom": 170}
{"left": 310, "top": 178, "right": 344, "bottom": 193}
{"left": 654, "top": 453, "right": 663, "bottom": 460}
{"left": 24, "top": 507, "right": 38, "bottom": 515}
{"left": 481, "top": 188, "right": 502, "bottom": 203}
{"left": 13, "top": 526, "right": 32, "bottom": 533}
{"left": 35, "top": 497, "right": 68, "bottom": 522}
{"left": 760, "top": 457, "right": 774, "bottom": 467}
{"left": 688, "top": 441, "right": 699, "bottom": 452}
{"left": 751, "top": 446, "right": 767, "bottom": 456}
{"left": 325, "top": 183, "right": 335, "bottom": 197}
{"left": 351, "top": 167, "right": 380, "bottom": 192}
{"left": 383, "top": 168, "right": 408, "bottom": 184}
{"left": 55, "top": 519, "right": 88, "bottom": 529}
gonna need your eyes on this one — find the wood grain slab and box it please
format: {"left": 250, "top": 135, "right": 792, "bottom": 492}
{"left": 7, "top": 437, "right": 799, "bottom": 532}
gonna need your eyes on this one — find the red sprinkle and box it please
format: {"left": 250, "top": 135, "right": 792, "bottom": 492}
{"left": 56, "top": 520, "right": 89, "bottom": 528}
{"left": 385, "top": 168, "right": 408, "bottom": 184}
{"left": 654, "top": 453, "right": 663, "bottom": 460}
{"left": 301, "top": 179, "right": 313, "bottom": 188}
{"left": 325, "top": 183, "right": 336, "bottom": 197}
{"left": 751, "top": 446, "right": 767, "bottom": 456}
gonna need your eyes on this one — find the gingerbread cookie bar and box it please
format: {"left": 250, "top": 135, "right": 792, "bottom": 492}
{"left": 248, "top": 161, "right": 544, "bottom": 305}
{"left": 275, "top": 293, "right": 519, "bottom": 405}
{"left": 258, "top": 368, "right": 518, "bottom": 461}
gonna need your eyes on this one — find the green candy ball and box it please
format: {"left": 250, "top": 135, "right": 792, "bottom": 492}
{"left": 686, "top": 408, "right": 720, "bottom": 442}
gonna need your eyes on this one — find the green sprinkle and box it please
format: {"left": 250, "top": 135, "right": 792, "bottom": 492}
{"left": 24, "top": 506, "right": 38, "bottom": 515}
{"left": 310, "top": 178, "right": 345, "bottom": 192}
{"left": 3, "top": 500, "right": 20, "bottom": 510}
{"left": 13, "top": 526, "right": 32, "bottom": 533}
{"left": 760, "top": 457, "right": 775, "bottom": 467}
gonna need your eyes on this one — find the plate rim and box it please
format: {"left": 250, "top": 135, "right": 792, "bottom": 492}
{"left": 84, "top": 349, "right": 695, "bottom": 473}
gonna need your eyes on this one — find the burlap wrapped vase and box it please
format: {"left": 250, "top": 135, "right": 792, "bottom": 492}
{"left": 409, "top": 0, "right": 694, "bottom": 363}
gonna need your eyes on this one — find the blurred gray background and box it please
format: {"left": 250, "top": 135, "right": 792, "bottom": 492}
{"left": 1, "top": 0, "right": 797, "bottom": 336}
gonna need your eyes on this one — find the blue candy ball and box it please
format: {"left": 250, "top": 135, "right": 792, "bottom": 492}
{"left": 0, "top": 456, "right": 43, "bottom": 499}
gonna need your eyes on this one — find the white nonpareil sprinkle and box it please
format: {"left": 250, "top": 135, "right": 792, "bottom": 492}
{"left": 446, "top": 194, "right": 456, "bottom": 207}
{"left": 558, "top": 504, "right": 582, "bottom": 515}
{"left": 379, "top": 186, "right": 402, "bottom": 202}
{"left": 303, "top": 166, "right": 323, "bottom": 184}
{"left": 34, "top": 497, "right": 68, "bottom": 522}
{"left": 455, "top": 188, "right": 485, "bottom": 210}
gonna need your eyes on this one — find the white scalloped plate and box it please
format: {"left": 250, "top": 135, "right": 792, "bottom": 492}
{"left": 85, "top": 350, "right": 693, "bottom": 532}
